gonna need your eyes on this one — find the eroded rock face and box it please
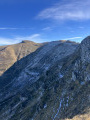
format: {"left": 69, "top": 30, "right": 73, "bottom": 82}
{"left": 81, "top": 36, "right": 90, "bottom": 63}
{"left": 0, "top": 38, "right": 90, "bottom": 120}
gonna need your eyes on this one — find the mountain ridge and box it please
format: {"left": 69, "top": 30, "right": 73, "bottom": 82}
{"left": 0, "top": 37, "right": 90, "bottom": 120}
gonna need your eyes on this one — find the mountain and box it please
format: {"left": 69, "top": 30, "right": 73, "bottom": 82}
{"left": 0, "top": 38, "right": 90, "bottom": 120}
{"left": 0, "top": 40, "right": 42, "bottom": 75}
{"left": 0, "top": 40, "right": 78, "bottom": 89}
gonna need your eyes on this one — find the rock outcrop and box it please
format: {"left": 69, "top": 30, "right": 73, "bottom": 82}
{"left": 81, "top": 36, "right": 90, "bottom": 63}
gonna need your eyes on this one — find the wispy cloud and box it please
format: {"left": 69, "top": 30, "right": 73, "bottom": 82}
{"left": 42, "top": 27, "right": 52, "bottom": 31}
{"left": 0, "top": 27, "right": 33, "bottom": 30}
{"left": 15, "top": 34, "right": 41, "bottom": 41}
{"left": 37, "top": 0, "right": 90, "bottom": 21}
{"left": 0, "top": 34, "right": 45, "bottom": 45}
{"left": 63, "top": 37, "right": 82, "bottom": 40}
{"left": 78, "top": 27, "right": 84, "bottom": 29}
{"left": 0, "top": 28, "right": 19, "bottom": 30}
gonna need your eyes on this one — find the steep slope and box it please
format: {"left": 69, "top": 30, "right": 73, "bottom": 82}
{"left": 0, "top": 40, "right": 78, "bottom": 90}
{"left": 0, "top": 40, "right": 42, "bottom": 75}
{"left": 0, "top": 38, "right": 90, "bottom": 120}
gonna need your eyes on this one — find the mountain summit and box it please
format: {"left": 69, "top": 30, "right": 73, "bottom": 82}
{"left": 21, "top": 40, "right": 35, "bottom": 43}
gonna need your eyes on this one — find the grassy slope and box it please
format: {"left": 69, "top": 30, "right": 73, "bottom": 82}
{"left": 0, "top": 41, "right": 42, "bottom": 75}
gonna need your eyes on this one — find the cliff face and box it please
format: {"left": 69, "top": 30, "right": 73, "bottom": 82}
{"left": 0, "top": 38, "right": 90, "bottom": 120}
{"left": 81, "top": 36, "right": 90, "bottom": 63}
{"left": 0, "top": 40, "right": 42, "bottom": 75}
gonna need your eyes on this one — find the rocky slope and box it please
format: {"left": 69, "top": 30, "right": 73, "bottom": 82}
{"left": 0, "top": 40, "right": 42, "bottom": 75}
{"left": 0, "top": 40, "right": 78, "bottom": 90}
{"left": 0, "top": 38, "right": 90, "bottom": 120}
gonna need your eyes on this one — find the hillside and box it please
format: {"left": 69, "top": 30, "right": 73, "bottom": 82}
{"left": 0, "top": 40, "right": 42, "bottom": 75}
{"left": 0, "top": 37, "right": 90, "bottom": 120}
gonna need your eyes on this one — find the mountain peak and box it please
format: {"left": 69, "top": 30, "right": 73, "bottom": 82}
{"left": 21, "top": 40, "right": 34, "bottom": 43}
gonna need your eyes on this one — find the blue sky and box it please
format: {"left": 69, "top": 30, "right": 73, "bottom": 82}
{"left": 0, "top": 0, "right": 90, "bottom": 45}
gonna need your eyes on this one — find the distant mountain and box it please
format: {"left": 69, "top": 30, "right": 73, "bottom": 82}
{"left": 0, "top": 40, "right": 42, "bottom": 75}
{"left": 0, "top": 38, "right": 90, "bottom": 120}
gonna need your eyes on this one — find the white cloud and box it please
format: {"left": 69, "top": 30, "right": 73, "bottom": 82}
{"left": 0, "top": 27, "right": 32, "bottom": 30}
{"left": 0, "top": 34, "right": 45, "bottom": 45}
{"left": 42, "top": 27, "right": 52, "bottom": 31}
{"left": 0, "top": 38, "right": 17, "bottom": 45}
{"left": 15, "top": 34, "right": 41, "bottom": 41}
{"left": 63, "top": 37, "right": 82, "bottom": 40}
{"left": 37, "top": 0, "right": 90, "bottom": 21}
{"left": 0, "top": 28, "right": 18, "bottom": 30}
